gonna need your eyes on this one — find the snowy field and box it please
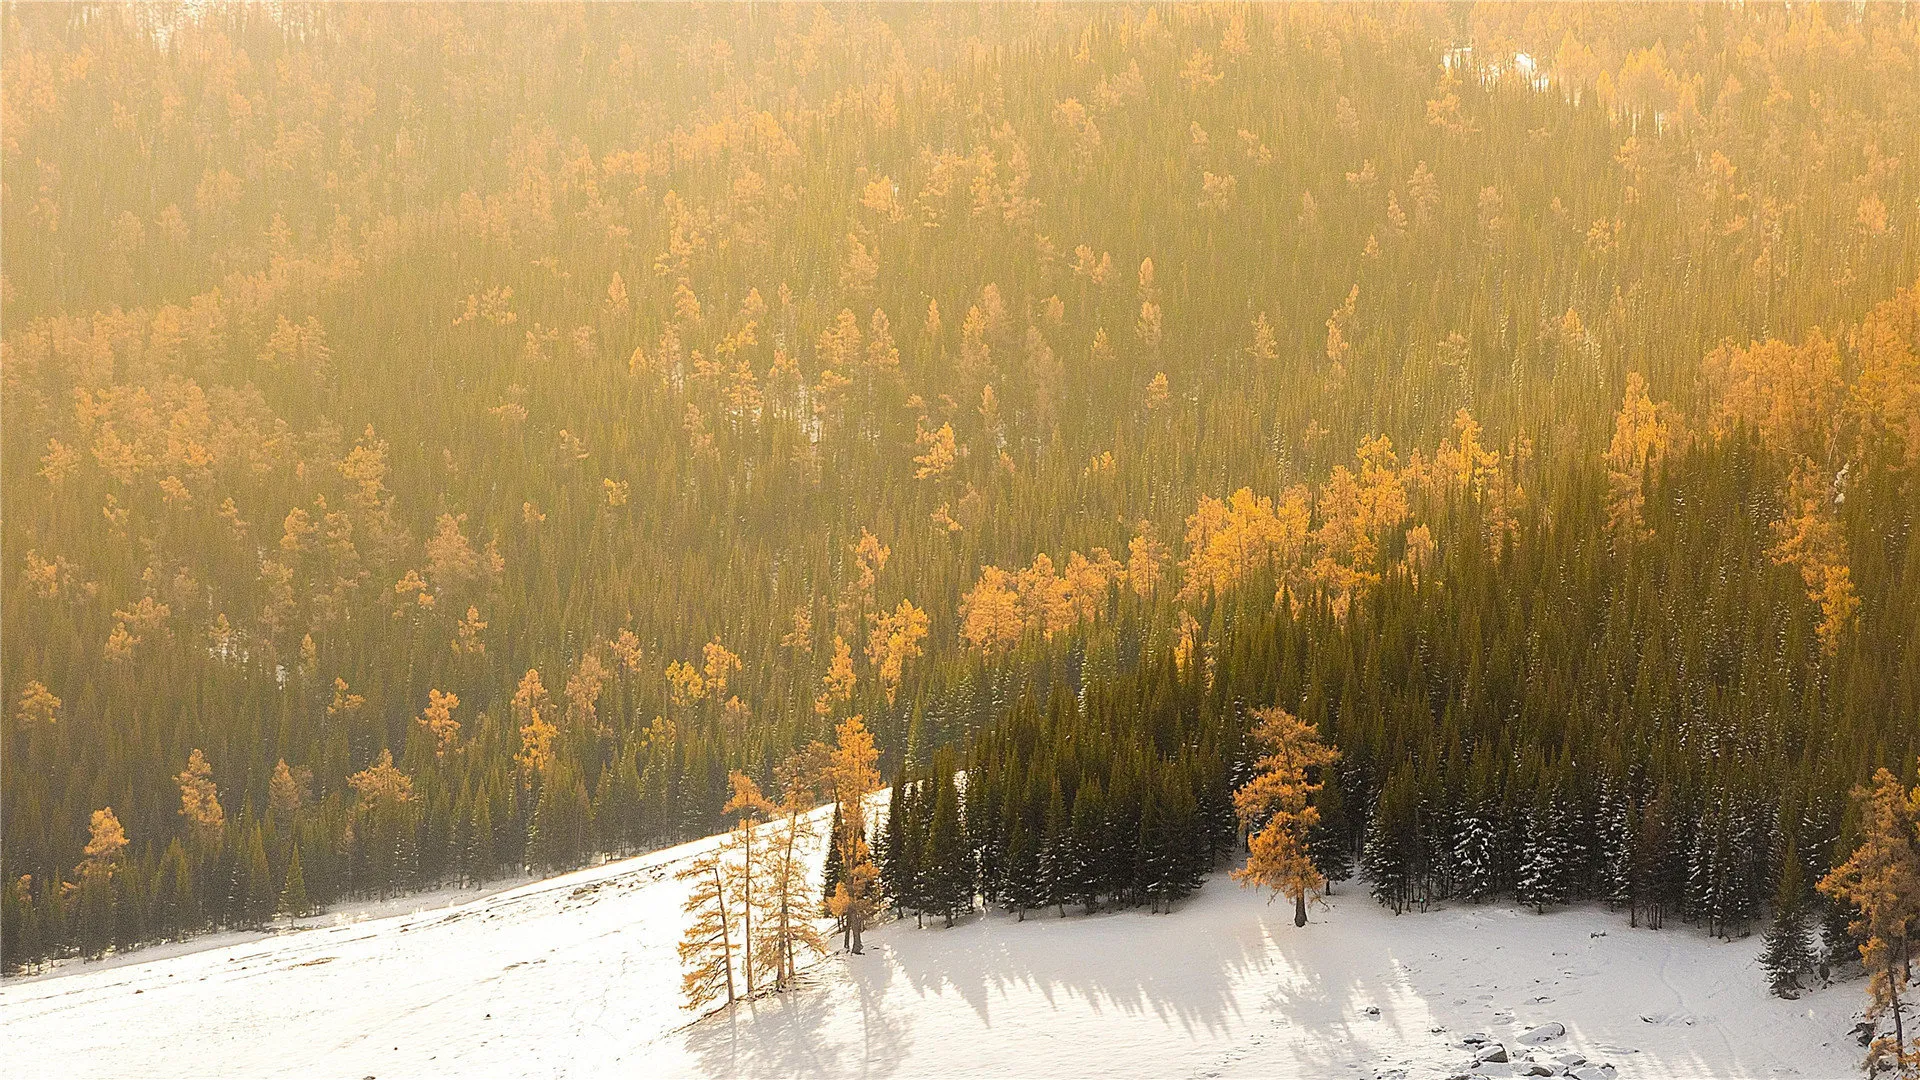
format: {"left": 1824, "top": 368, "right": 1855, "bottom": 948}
{"left": 2, "top": 809, "right": 1863, "bottom": 1080}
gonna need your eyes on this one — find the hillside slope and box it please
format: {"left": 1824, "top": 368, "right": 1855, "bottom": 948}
{"left": 1, "top": 809, "right": 1862, "bottom": 1080}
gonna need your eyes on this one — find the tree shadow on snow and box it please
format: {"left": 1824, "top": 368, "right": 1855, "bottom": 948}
{"left": 679, "top": 955, "right": 913, "bottom": 1079}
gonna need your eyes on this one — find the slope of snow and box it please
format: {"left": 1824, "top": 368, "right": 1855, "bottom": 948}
{"left": 654, "top": 887, "right": 1860, "bottom": 1080}
{"left": 0, "top": 811, "right": 836, "bottom": 1079}
{"left": 3, "top": 806, "right": 1863, "bottom": 1080}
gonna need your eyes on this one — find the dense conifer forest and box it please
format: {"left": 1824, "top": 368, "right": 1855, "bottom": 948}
{"left": 3, "top": 1, "right": 1917, "bottom": 995}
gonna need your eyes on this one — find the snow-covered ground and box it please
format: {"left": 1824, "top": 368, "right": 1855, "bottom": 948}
{"left": 2, "top": 807, "right": 1864, "bottom": 1080}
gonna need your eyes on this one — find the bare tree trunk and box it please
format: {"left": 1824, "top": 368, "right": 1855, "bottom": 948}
{"left": 741, "top": 822, "right": 755, "bottom": 995}
{"left": 714, "top": 863, "right": 735, "bottom": 1004}
{"left": 1891, "top": 932, "right": 1908, "bottom": 1062}
{"left": 1294, "top": 890, "right": 1308, "bottom": 927}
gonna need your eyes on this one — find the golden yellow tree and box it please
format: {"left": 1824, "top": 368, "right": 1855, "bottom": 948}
{"left": 1848, "top": 278, "right": 1920, "bottom": 471}
{"left": 79, "top": 807, "right": 129, "bottom": 880}
{"left": 347, "top": 749, "right": 414, "bottom": 808}
{"left": 959, "top": 565, "right": 1024, "bottom": 654}
{"left": 416, "top": 689, "right": 460, "bottom": 757}
{"left": 1769, "top": 459, "right": 1859, "bottom": 656}
{"left": 1127, "top": 522, "right": 1169, "bottom": 598}
{"left": 1179, "top": 487, "right": 1309, "bottom": 604}
{"left": 511, "top": 668, "right": 557, "bottom": 779}
{"left": 723, "top": 771, "right": 777, "bottom": 995}
{"left": 177, "top": 749, "right": 225, "bottom": 835}
{"left": 1231, "top": 707, "right": 1340, "bottom": 927}
{"left": 1604, "top": 372, "right": 1676, "bottom": 542}
{"left": 815, "top": 635, "right": 857, "bottom": 716}
{"left": 1819, "top": 768, "right": 1920, "bottom": 1078}
{"left": 866, "top": 599, "right": 929, "bottom": 705}
{"left": 676, "top": 847, "right": 737, "bottom": 1011}
{"left": 14, "top": 681, "right": 60, "bottom": 726}
{"left": 700, "top": 641, "right": 740, "bottom": 699}
{"left": 825, "top": 715, "right": 881, "bottom": 953}
{"left": 764, "top": 746, "right": 830, "bottom": 989}
{"left": 913, "top": 422, "right": 957, "bottom": 479}
{"left": 1014, "top": 553, "right": 1074, "bottom": 638}
{"left": 269, "top": 759, "right": 310, "bottom": 818}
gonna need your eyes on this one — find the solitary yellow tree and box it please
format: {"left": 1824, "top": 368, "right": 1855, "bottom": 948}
{"left": 177, "top": 749, "right": 225, "bottom": 836}
{"left": 1819, "top": 768, "right": 1920, "bottom": 1078}
{"left": 1231, "top": 706, "right": 1340, "bottom": 927}
{"left": 763, "top": 746, "right": 830, "bottom": 990}
{"left": 676, "top": 847, "right": 737, "bottom": 1012}
{"left": 79, "top": 807, "right": 129, "bottom": 879}
{"left": 722, "top": 771, "right": 776, "bottom": 995}
{"left": 825, "top": 716, "right": 881, "bottom": 953}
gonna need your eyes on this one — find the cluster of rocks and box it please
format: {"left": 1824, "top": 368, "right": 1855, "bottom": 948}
{"left": 1443, "top": 1022, "right": 1618, "bottom": 1080}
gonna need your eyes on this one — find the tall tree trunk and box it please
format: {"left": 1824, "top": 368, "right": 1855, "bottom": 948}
{"left": 713, "top": 863, "right": 734, "bottom": 1004}
{"left": 741, "top": 823, "right": 754, "bottom": 994}
{"left": 1294, "top": 889, "right": 1308, "bottom": 927}
{"left": 1891, "top": 932, "right": 1907, "bottom": 1061}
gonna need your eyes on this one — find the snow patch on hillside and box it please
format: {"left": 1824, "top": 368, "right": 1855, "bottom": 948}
{"left": 656, "top": 885, "right": 1859, "bottom": 1080}
{"left": 2, "top": 806, "right": 1863, "bottom": 1080}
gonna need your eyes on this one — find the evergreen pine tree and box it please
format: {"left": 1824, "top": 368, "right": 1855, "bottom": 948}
{"left": 239, "top": 822, "right": 274, "bottom": 927}
{"left": 278, "top": 845, "right": 310, "bottom": 922}
{"left": 1516, "top": 782, "right": 1573, "bottom": 913}
{"left": 1040, "top": 778, "right": 1069, "bottom": 917}
{"left": 1068, "top": 779, "right": 1105, "bottom": 913}
{"left": 1364, "top": 765, "right": 1417, "bottom": 914}
{"left": 821, "top": 800, "right": 846, "bottom": 918}
{"left": 879, "top": 760, "right": 912, "bottom": 915}
{"left": 924, "top": 765, "right": 970, "bottom": 926}
{"left": 1305, "top": 768, "right": 1353, "bottom": 894}
{"left": 1761, "top": 838, "right": 1814, "bottom": 998}
{"left": 1004, "top": 812, "right": 1039, "bottom": 920}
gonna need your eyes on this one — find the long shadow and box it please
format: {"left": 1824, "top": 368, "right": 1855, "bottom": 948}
{"left": 679, "top": 956, "right": 912, "bottom": 1079}
{"left": 675, "top": 868, "right": 1400, "bottom": 1078}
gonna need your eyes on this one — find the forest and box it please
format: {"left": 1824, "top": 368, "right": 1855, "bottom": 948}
{"left": 2, "top": 5, "right": 1917, "bottom": 1049}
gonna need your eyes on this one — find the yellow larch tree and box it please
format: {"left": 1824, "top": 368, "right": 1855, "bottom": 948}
{"left": 1769, "top": 458, "right": 1859, "bottom": 656}
{"left": 1604, "top": 372, "right": 1677, "bottom": 542}
{"left": 1818, "top": 768, "right": 1920, "bottom": 1078}
{"left": 722, "top": 771, "right": 777, "bottom": 995}
{"left": 959, "top": 565, "right": 1024, "bottom": 655}
{"left": 1178, "top": 486, "right": 1309, "bottom": 605}
{"left": 511, "top": 668, "right": 557, "bottom": 779}
{"left": 701, "top": 641, "right": 741, "bottom": 700}
{"left": 764, "top": 746, "right": 829, "bottom": 990}
{"left": 1231, "top": 707, "right": 1341, "bottom": 927}
{"left": 415, "top": 689, "right": 461, "bottom": 757}
{"left": 79, "top": 807, "right": 129, "bottom": 880}
{"left": 912, "top": 421, "right": 957, "bottom": 479}
{"left": 825, "top": 715, "right": 881, "bottom": 954}
{"left": 347, "top": 749, "right": 414, "bottom": 809}
{"left": 177, "top": 748, "right": 225, "bottom": 835}
{"left": 564, "top": 652, "right": 610, "bottom": 728}
{"left": 1144, "top": 371, "right": 1170, "bottom": 411}
{"left": 780, "top": 604, "right": 813, "bottom": 656}
{"left": 866, "top": 599, "right": 929, "bottom": 705}
{"left": 815, "top": 635, "right": 857, "bottom": 716}
{"left": 269, "top": 759, "right": 310, "bottom": 819}
{"left": 1847, "top": 277, "right": 1920, "bottom": 471}
{"left": 15, "top": 681, "right": 60, "bottom": 726}
{"left": 1014, "top": 553, "right": 1075, "bottom": 639}
{"left": 454, "top": 605, "right": 487, "bottom": 654}
{"left": 1704, "top": 331, "right": 1843, "bottom": 459}
{"left": 1127, "top": 522, "right": 1168, "bottom": 598}
{"left": 676, "top": 847, "right": 738, "bottom": 1011}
